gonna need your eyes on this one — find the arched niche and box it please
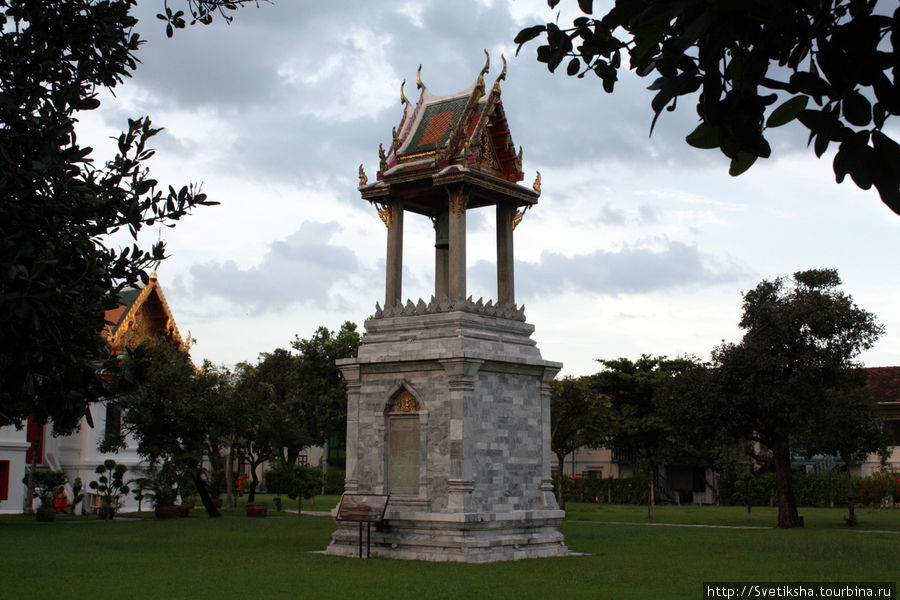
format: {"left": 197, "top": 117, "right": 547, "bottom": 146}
{"left": 385, "top": 385, "right": 421, "bottom": 496}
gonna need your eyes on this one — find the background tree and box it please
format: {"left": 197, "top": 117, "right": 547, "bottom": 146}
{"left": 115, "top": 341, "right": 224, "bottom": 517}
{"left": 231, "top": 360, "right": 276, "bottom": 503}
{"left": 0, "top": 0, "right": 260, "bottom": 435}
{"left": 517, "top": 0, "right": 899, "bottom": 213}
{"left": 291, "top": 322, "right": 361, "bottom": 466}
{"left": 585, "top": 355, "right": 694, "bottom": 518}
{"left": 709, "top": 268, "right": 883, "bottom": 528}
{"left": 659, "top": 361, "right": 766, "bottom": 521}
{"left": 264, "top": 462, "right": 324, "bottom": 516}
{"left": 253, "top": 348, "right": 312, "bottom": 466}
{"left": 550, "top": 376, "right": 605, "bottom": 509}
{"left": 795, "top": 382, "right": 889, "bottom": 525}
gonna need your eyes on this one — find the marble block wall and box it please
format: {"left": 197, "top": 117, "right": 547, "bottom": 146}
{"left": 326, "top": 310, "right": 568, "bottom": 561}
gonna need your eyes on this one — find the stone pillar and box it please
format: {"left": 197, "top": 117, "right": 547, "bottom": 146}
{"left": 434, "top": 210, "right": 449, "bottom": 300}
{"left": 338, "top": 362, "right": 361, "bottom": 493}
{"left": 496, "top": 203, "right": 515, "bottom": 306}
{"left": 447, "top": 187, "right": 468, "bottom": 301}
{"left": 385, "top": 201, "right": 404, "bottom": 306}
{"left": 539, "top": 365, "right": 560, "bottom": 508}
{"left": 440, "top": 357, "right": 483, "bottom": 513}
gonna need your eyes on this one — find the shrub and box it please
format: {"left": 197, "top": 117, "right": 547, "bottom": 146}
{"left": 323, "top": 469, "right": 345, "bottom": 495}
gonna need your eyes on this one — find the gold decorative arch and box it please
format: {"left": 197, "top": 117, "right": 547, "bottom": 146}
{"left": 391, "top": 389, "right": 420, "bottom": 413}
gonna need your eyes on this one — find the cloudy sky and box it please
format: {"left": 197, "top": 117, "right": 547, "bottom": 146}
{"left": 80, "top": 0, "right": 900, "bottom": 376}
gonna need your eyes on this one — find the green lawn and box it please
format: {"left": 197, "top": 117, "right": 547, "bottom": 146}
{"left": 1, "top": 504, "right": 897, "bottom": 600}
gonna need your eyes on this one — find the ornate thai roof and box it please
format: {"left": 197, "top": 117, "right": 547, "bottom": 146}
{"left": 103, "top": 271, "right": 184, "bottom": 353}
{"left": 358, "top": 52, "right": 540, "bottom": 215}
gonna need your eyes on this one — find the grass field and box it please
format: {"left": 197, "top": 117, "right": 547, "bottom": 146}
{"left": 2, "top": 501, "right": 897, "bottom": 600}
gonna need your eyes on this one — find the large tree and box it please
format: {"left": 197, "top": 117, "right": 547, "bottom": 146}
{"left": 585, "top": 355, "right": 694, "bottom": 518}
{"left": 710, "top": 268, "right": 883, "bottom": 528}
{"left": 291, "top": 321, "right": 361, "bottom": 464}
{"left": 517, "top": 0, "right": 899, "bottom": 214}
{"left": 0, "top": 0, "right": 259, "bottom": 435}
{"left": 115, "top": 341, "right": 227, "bottom": 517}
{"left": 550, "top": 376, "right": 605, "bottom": 509}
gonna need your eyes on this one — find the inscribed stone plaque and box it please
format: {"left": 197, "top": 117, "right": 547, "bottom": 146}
{"left": 389, "top": 416, "right": 419, "bottom": 495}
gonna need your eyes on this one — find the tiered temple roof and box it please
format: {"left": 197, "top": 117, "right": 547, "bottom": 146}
{"left": 359, "top": 53, "right": 539, "bottom": 217}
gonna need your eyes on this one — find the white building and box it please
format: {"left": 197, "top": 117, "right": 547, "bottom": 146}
{"left": 0, "top": 274, "right": 182, "bottom": 514}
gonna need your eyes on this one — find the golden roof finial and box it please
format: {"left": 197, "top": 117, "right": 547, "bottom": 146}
{"left": 400, "top": 79, "right": 409, "bottom": 106}
{"left": 358, "top": 164, "right": 368, "bottom": 186}
{"left": 533, "top": 171, "right": 541, "bottom": 194}
{"left": 379, "top": 143, "right": 387, "bottom": 172}
{"left": 476, "top": 50, "right": 489, "bottom": 91}
{"left": 416, "top": 64, "right": 426, "bottom": 91}
{"left": 494, "top": 54, "right": 507, "bottom": 88}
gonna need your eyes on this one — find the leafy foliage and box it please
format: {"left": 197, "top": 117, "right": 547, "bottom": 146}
{"left": 227, "top": 322, "right": 359, "bottom": 502}
{"left": 0, "top": 0, "right": 252, "bottom": 435}
{"left": 291, "top": 322, "right": 361, "bottom": 450}
{"left": 550, "top": 376, "right": 605, "bottom": 508}
{"left": 25, "top": 469, "right": 68, "bottom": 506}
{"left": 584, "top": 355, "right": 695, "bottom": 515}
{"left": 517, "top": 0, "right": 899, "bottom": 213}
{"left": 115, "top": 341, "right": 226, "bottom": 516}
{"left": 708, "top": 268, "right": 883, "bottom": 527}
{"left": 264, "top": 462, "right": 324, "bottom": 514}
{"left": 89, "top": 459, "right": 129, "bottom": 519}
{"left": 156, "top": 0, "right": 267, "bottom": 37}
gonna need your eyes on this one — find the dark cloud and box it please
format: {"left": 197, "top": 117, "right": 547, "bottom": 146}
{"left": 183, "top": 221, "right": 362, "bottom": 311}
{"left": 102, "top": 1, "right": 817, "bottom": 194}
{"left": 471, "top": 239, "right": 746, "bottom": 300}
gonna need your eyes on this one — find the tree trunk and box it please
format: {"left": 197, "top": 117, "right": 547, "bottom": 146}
{"left": 224, "top": 446, "right": 234, "bottom": 510}
{"left": 187, "top": 459, "right": 221, "bottom": 518}
{"left": 556, "top": 453, "right": 566, "bottom": 510}
{"left": 773, "top": 438, "right": 802, "bottom": 528}
{"left": 24, "top": 446, "right": 38, "bottom": 514}
{"left": 745, "top": 476, "right": 753, "bottom": 522}
{"left": 843, "top": 458, "right": 857, "bottom": 526}
{"left": 247, "top": 459, "right": 261, "bottom": 503}
{"left": 647, "top": 463, "right": 655, "bottom": 520}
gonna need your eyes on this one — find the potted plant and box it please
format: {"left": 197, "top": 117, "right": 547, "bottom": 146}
{"left": 89, "top": 459, "right": 130, "bottom": 520}
{"left": 147, "top": 461, "right": 180, "bottom": 519}
{"left": 26, "top": 469, "right": 68, "bottom": 522}
{"left": 245, "top": 502, "right": 268, "bottom": 517}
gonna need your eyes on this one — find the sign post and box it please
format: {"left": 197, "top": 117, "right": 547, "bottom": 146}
{"left": 334, "top": 494, "right": 390, "bottom": 558}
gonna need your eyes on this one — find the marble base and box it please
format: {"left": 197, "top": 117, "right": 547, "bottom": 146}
{"left": 325, "top": 508, "right": 567, "bottom": 562}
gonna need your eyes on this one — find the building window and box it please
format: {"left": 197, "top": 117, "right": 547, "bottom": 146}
{"left": 0, "top": 460, "right": 9, "bottom": 501}
{"left": 104, "top": 403, "right": 122, "bottom": 443}
{"left": 890, "top": 420, "right": 900, "bottom": 446}
{"left": 25, "top": 416, "right": 43, "bottom": 465}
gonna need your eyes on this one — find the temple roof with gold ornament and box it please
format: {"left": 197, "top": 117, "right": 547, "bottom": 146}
{"left": 103, "top": 271, "right": 185, "bottom": 354}
{"left": 359, "top": 52, "right": 540, "bottom": 217}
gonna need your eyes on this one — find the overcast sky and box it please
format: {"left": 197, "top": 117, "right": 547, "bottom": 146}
{"left": 80, "top": 0, "right": 900, "bottom": 376}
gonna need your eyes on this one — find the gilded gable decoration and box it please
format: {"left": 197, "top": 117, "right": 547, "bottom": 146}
{"left": 105, "top": 272, "right": 184, "bottom": 352}
{"left": 391, "top": 389, "right": 420, "bottom": 413}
